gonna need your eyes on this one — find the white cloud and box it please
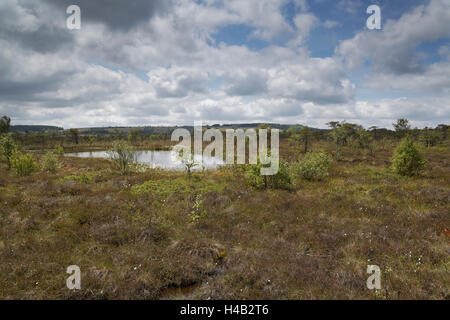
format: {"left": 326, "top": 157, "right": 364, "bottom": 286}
{"left": 337, "top": 0, "right": 450, "bottom": 74}
{"left": 148, "top": 66, "right": 209, "bottom": 98}
{"left": 365, "top": 59, "right": 450, "bottom": 93}
{"left": 266, "top": 58, "right": 355, "bottom": 104}
{"left": 288, "top": 13, "right": 319, "bottom": 46}
{"left": 0, "top": 0, "right": 448, "bottom": 129}
{"left": 224, "top": 0, "right": 295, "bottom": 41}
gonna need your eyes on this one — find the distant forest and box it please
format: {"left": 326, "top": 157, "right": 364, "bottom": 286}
{"left": 10, "top": 125, "right": 64, "bottom": 132}
{"left": 10, "top": 123, "right": 313, "bottom": 135}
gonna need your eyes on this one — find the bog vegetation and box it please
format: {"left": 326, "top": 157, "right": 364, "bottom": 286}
{"left": 0, "top": 116, "right": 449, "bottom": 300}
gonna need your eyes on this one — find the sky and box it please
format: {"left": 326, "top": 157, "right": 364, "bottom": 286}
{"left": 0, "top": 0, "right": 449, "bottom": 129}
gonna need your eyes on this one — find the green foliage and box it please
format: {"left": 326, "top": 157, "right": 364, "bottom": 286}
{"left": 292, "top": 151, "right": 333, "bottom": 181}
{"left": 131, "top": 177, "right": 223, "bottom": 198}
{"left": 0, "top": 135, "right": 18, "bottom": 169}
{"left": 63, "top": 172, "right": 94, "bottom": 183}
{"left": 129, "top": 162, "right": 150, "bottom": 173}
{"left": 327, "top": 121, "right": 362, "bottom": 148}
{"left": 393, "top": 118, "right": 411, "bottom": 132}
{"left": 391, "top": 138, "right": 426, "bottom": 177}
{"left": 69, "top": 128, "right": 79, "bottom": 144}
{"left": 10, "top": 153, "right": 38, "bottom": 176}
{"left": 420, "top": 127, "right": 440, "bottom": 147}
{"left": 41, "top": 151, "right": 60, "bottom": 173}
{"left": 175, "top": 150, "right": 199, "bottom": 177}
{"left": 244, "top": 160, "right": 291, "bottom": 190}
{"left": 244, "top": 164, "right": 264, "bottom": 189}
{"left": 54, "top": 145, "right": 65, "bottom": 156}
{"left": 108, "top": 140, "right": 135, "bottom": 174}
{"left": 289, "top": 127, "right": 312, "bottom": 153}
{"left": 0, "top": 116, "right": 11, "bottom": 134}
{"left": 393, "top": 118, "right": 411, "bottom": 138}
{"left": 128, "top": 128, "right": 141, "bottom": 144}
{"left": 327, "top": 121, "right": 344, "bottom": 159}
{"left": 357, "top": 129, "right": 375, "bottom": 155}
{"left": 436, "top": 124, "right": 449, "bottom": 140}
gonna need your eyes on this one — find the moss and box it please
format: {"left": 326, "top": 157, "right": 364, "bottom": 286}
{"left": 130, "top": 176, "right": 224, "bottom": 198}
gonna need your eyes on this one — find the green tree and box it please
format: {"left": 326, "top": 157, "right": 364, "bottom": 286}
{"left": 357, "top": 129, "right": 375, "bottom": 155}
{"left": 436, "top": 124, "right": 449, "bottom": 140}
{"left": 10, "top": 153, "right": 37, "bottom": 176}
{"left": 54, "top": 145, "right": 65, "bottom": 156}
{"left": 128, "top": 128, "right": 141, "bottom": 145}
{"left": 69, "top": 128, "right": 79, "bottom": 145}
{"left": 41, "top": 151, "right": 60, "bottom": 173}
{"left": 108, "top": 140, "right": 135, "bottom": 174}
{"left": 292, "top": 152, "right": 333, "bottom": 181}
{"left": 298, "top": 127, "right": 312, "bottom": 153}
{"left": 420, "top": 127, "right": 440, "bottom": 147}
{"left": 0, "top": 135, "right": 17, "bottom": 169}
{"left": 391, "top": 137, "right": 426, "bottom": 177}
{"left": 88, "top": 136, "right": 95, "bottom": 146}
{"left": 326, "top": 121, "right": 345, "bottom": 159}
{"left": 368, "top": 126, "right": 379, "bottom": 139}
{"left": 341, "top": 122, "right": 363, "bottom": 146}
{"left": 393, "top": 118, "right": 411, "bottom": 138}
{"left": 0, "top": 116, "right": 11, "bottom": 134}
{"left": 244, "top": 160, "right": 291, "bottom": 190}
{"left": 177, "top": 151, "right": 199, "bottom": 178}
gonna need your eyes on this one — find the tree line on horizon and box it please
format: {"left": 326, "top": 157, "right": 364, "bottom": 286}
{"left": 1, "top": 115, "right": 449, "bottom": 149}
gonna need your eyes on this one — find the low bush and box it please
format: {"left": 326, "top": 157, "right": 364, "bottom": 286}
{"left": 54, "top": 145, "right": 65, "bottom": 156}
{"left": 41, "top": 151, "right": 60, "bottom": 173}
{"left": 62, "top": 172, "right": 97, "bottom": 184}
{"left": 10, "top": 153, "right": 38, "bottom": 176}
{"left": 131, "top": 177, "right": 223, "bottom": 197}
{"left": 0, "top": 135, "right": 18, "bottom": 169}
{"left": 391, "top": 138, "right": 426, "bottom": 177}
{"left": 292, "top": 151, "right": 332, "bottom": 181}
{"left": 108, "top": 140, "right": 135, "bottom": 174}
{"left": 244, "top": 160, "right": 291, "bottom": 190}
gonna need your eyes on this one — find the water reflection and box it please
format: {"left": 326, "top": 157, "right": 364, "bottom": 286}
{"left": 65, "top": 150, "right": 223, "bottom": 171}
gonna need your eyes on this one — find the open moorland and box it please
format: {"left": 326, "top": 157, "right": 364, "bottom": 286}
{"left": 0, "top": 122, "right": 449, "bottom": 299}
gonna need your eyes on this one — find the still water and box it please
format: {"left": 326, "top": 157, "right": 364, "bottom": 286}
{"left": 65, "top": 150, "right": 223, "bottom": 171}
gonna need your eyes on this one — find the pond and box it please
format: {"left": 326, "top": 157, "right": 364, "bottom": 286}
{"left": 65, "top": 150, "right": 224, "bottom": 171}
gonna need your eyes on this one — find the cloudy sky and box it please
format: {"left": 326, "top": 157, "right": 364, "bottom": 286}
{"left": 0, "top": 0, "right": 449, "bottom": 129}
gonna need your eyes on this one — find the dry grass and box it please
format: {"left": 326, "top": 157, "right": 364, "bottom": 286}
{"left": 0, "top": 139, "right": 448, "bottom": 299}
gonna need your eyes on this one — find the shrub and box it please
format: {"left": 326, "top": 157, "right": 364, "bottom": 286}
{"left": 357, "top": 130, "right": 375, "bottom": 155}
{"left": 391, "top": 138, "right": 426, "bottom": 177}
{"left": 293, "top": 152, "right": 332, "bottom": 181}
{"left": 174, "top": 149, "right": 199, "bottom": 177}
{"left": 54, "top": 145, "right": 65, "bottom": 156}
{"left": 0, "top": 135, "right": 17, "bottom": 169}
{"left": 108, "top": 140, "right": 135, "bottom": 174}
{"left": 41, "top": 151, "right": 60, "bottom": 173}
{"left": 244, "top": 160, "right": 291, "bottom": 190}
{"left": 420, "top": 128, "right": 440, "bottom": 147}
{"left": 63, "top": 172, "right": 94, "bottom": 184}
{"left": 0, "top": 116, "right": 11, "bottom": 134}
{"left": 10, "top": 153, "right": 38, "bottom": 176}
